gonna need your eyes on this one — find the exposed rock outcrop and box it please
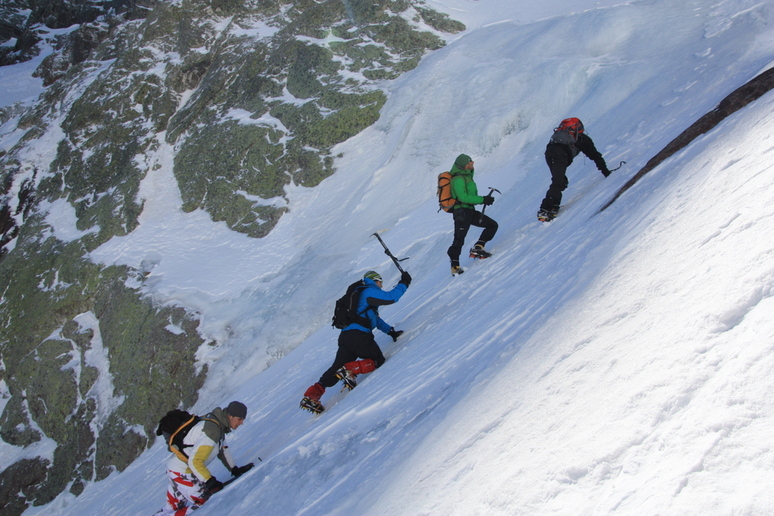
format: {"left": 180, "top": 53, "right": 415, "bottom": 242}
{"left": 600, "top": 67, "right": 774, "bottom": 212}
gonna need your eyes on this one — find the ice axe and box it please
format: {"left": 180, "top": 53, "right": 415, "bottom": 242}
{"left": 609, "top": 161, "right": 626, "bottom": 172}
{"left": 371, "top": 230, "right": 409, "bottom": 273}
{"left": 202, "top": 458, "right": 261, "bottom": 500}
{"left": 480, "top": 187, "right": 501, "bottom": 221}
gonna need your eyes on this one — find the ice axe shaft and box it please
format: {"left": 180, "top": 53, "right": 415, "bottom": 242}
{"left": 610, "top": 161, "right": 626, "bottom": 172}
{"left": 480, "top": 187, "right": 501, "bottom": 220}
{"left": 371, "top": 231, "right": 408, "bottom": 273}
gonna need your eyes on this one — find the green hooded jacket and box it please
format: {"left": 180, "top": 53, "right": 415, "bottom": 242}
{"left": 449, "top": 154, "right": 484, "bottom": 209}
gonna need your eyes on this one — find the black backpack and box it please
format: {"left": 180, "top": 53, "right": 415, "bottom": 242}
{"left": 156, "top": 409, "right": 216, "bottom": 461}
{"left": 331, "top": 280, "right": 371, "bottom": 329}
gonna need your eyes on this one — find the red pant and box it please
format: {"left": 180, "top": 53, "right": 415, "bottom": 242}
{"left": 318, "top": 329, "right": 385, "bottom": 387}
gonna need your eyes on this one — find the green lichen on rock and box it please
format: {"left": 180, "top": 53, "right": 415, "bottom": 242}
{"left": 0, "top": 217, "right": 206, "bottom": 510}
{"left": 167, "top": 0, "right": 457, "bottom": 237}
{"left": 416, "top": 6, "right": 466, "bottom": 34}
{"left": 38, "top": 46, "right": 180, "bottom": 247}
{"left": 174, "top": 121, "right": 290, "bottom": 237}
{"left": 19, "top": 337, "right": 80, "bottom": 443}
{"left": 0, "top": 395, "right": 42, "bottom": 447}
{"left": 0, "top": 458, "right": 49, "bottom": 516}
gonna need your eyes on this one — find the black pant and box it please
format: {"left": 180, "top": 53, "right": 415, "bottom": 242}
{"left": 540, "top": 145, "right": 571, "bottom": 211}
{"left": 446, "top": 207, "right": 498, "bottom": 264}
{"left": 318, "top": 329, "right": 385, "bottom": 388}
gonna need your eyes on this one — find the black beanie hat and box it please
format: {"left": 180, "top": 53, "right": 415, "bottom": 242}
{"left": 226, "top": 401, "right": 247, "bottom": 419}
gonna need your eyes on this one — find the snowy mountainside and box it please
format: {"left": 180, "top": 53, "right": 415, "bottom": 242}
{"left": 132, "top": 0, "right": 774, "bottom": 401}
{"left": 23, "top": 0, "right": 774, "bottom": 515}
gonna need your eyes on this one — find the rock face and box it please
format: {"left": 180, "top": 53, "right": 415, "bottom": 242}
{"left": 0, "top": 1, "right": 463, "bottom": 513}
{"left": 600, "top": 67, "right": 774, "bottom": 212}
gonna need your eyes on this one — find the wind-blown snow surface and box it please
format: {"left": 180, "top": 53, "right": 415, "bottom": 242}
{"left": 8, "top": 0, "right": 774, "bottom": 514}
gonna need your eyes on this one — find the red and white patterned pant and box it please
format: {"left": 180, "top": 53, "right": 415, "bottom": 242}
{"left": 153, "top": 470, "right": 208, "bottom": 515}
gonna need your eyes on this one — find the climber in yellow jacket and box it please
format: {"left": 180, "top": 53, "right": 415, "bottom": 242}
{"left": 154, "top": 401, "right": 253, "bottom": 515}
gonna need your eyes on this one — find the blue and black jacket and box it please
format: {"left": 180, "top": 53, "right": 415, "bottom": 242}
{"left": 343, "top": 277, "right": 407, "bottom": 334}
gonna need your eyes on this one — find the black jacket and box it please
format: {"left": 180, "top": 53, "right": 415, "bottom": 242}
{"left": 547, "top": 132, "right": 607, "bottom": 173}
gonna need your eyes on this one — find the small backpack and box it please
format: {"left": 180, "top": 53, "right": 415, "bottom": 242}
{"left": 550, "top": 117, "right": 584, "bottom": 146}
{"left": 437, "top": 171, "right": 456, "bottom": 212}
{"left": 331, "top": 280, "right": 370, "bottom": 329}
{"left": 155, "top": 409, "right": 217, "bottom": 462}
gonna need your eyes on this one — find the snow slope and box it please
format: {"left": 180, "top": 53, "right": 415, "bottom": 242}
{"left": 6, "top": 0, "right": 774, "bottom": 514}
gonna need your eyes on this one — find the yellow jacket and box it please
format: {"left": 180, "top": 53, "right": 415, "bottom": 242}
{"left": 166, "top": 407, "right": 235, "bottom": 482}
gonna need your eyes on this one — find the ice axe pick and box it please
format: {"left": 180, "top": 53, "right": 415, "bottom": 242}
{"left": 371, "top": 230, "right": 409, "bottom": 273}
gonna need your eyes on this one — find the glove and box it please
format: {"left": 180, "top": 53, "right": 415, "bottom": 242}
{"left": 601, "top": 168, "right": 611, "bottom": 177}
{"left": 399, "top": 271, "right": 412, "bottom": 287}
{"left": 231, "top": 463, "right": 254, "bottom": 478}
{"left": 387, "top": 328, "right": 404, "bottom": 342}
{"left": 204, "top": 476, "right": 224, "bottom": 495}
{"left": 482, "top": 195, "right": 494, "bottom": 206}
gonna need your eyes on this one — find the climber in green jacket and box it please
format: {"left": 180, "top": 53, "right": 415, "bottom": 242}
{"left": 446, "top": 153, "right": 498, "bottom": 275}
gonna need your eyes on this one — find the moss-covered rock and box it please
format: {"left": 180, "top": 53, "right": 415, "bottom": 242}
{"left": 0, "top": 218, "right": 205, "bottom": 508}
{"left": 0, "top": 458, "right": 49, "bottom": 516}
{"left": 416, "top": 6, "right": 466, "bottom": 34}
{"left": 0, "top": 395, "right": 42, "bottom": 447}
{"left": 166, "top": 0, "right": 457, "bottom": 237}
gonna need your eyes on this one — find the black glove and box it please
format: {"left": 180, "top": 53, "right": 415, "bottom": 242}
{"left": 387, "top": 328, "right": 404, "bottom": 342}
{"left": 399, "top": 271, "right": 412, "bottom": 287}
{"left": 204, "top": 476, "right": 224, "bottom": 495}
{"left": 482, "top": 195, "right": 494, "bottom": 206}
{"left": 601, "top": 168, "right": 611, "bottom": 177}
{"left": 231, "top": 463, "right": 254, "bottom": 478}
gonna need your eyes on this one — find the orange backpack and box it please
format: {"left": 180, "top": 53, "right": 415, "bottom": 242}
{"left": 437, "top": 171, "right": 456, "bottom": 212}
